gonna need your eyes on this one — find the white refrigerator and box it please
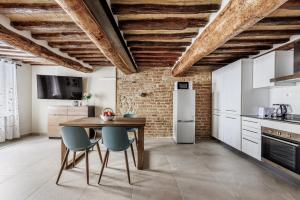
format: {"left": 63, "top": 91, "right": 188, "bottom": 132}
{"left": 173, "top": 90, "right": 195, "bottom": 144}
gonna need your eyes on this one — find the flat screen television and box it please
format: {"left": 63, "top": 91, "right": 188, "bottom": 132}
{"left": 37, "top": 75, "right": 83, "bottom": 100}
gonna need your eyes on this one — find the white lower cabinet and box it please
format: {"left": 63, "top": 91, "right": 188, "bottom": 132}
{"left": 223, "top": 115, "right": 241, "bottom": 150}
{"left": 242, "top": 135, "right": 261, "bottom": 161}
{"left": 241, "top": 117, "right": 262, "bottom": 161}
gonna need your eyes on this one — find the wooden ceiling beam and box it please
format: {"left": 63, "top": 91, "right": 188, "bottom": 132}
{"left": 111, "top": 3, "right": 220, "bottom": 15}
{"left": 171, "top": 0, "right": 288, "bottom": 76}
{"left": 0, "top": 24, "right": 92, "bottom": 72}
{"left": 55, "top": 0, "right": 137, "bottom": 74}
{"left": 59, "top": 48, "right": 99, "bottom": 52}
{"left": 136, "top": 61, "right": 175, "bottom": 67}
{"left": 124, "top": 32, "right": 198, "bottom": 41}
{"left": 0, "top": 3, "right": 63, "bottom": 14}
{"left": 218, "top": 45, "right": 272, "bottom": 50}
{"left": 11, "top": 21, "right": 82, "bottom": 32}
{"left": 119, "top": 18, "right": 207, "bottom": 30}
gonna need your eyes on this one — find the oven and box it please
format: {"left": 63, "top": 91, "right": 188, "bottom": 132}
{"left": 261, "top": 127, "right": 300, "bottom": 174}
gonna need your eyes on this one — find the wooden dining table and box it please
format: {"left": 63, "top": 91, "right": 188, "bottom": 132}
{"left": 59, "top": 117, "right": 146, "bottom": 170}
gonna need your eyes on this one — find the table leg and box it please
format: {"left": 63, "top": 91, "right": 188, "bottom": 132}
{"left": 137, "top": 127, "right": 144, "bottom": 170}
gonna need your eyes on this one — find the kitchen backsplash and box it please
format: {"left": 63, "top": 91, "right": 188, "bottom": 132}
{"left": 269, "top": 83, "right": 300, "bottom": 114}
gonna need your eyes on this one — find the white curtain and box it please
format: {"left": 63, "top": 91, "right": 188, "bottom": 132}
{"left": 0, "top": 59, "right": 20, "bottom": 142}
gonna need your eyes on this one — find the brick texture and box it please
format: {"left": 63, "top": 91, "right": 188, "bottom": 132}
{"left": 116, "top": 67, "right": 212, "bottom": 140}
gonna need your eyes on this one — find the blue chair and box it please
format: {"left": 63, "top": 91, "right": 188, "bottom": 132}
{"left": 123, "top": 113, "right": 138, "bottom": 148}
{"left": 56, "top": 127, "right": 103, "bottom": 185}
{"left": 98, "top": 127, "right": 136, "bottom": 184}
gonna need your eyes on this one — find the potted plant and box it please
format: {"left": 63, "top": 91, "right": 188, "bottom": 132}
{"left": 82, "top": 93, "right": 92, "bottom": 106}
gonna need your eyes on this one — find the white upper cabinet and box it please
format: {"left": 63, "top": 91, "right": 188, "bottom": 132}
{"left": 253, "top": 51, "right": 294, "bottom": 88}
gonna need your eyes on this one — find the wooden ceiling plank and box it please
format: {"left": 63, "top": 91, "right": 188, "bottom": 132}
{"left": 0, "top": 3, "right": 64, "bottom": 14}
{"left": 55, "top": 0, "right": 137, "bottom": 74}
{"left": 127, "top": 41, "right": 191, "bottom": 47}
{"left": 171, "top": 0, "right": 288, "bottom": 76}
{"left": 119, "top": 18, "right": 207, "bottom": 30}
{"left": 124, "top": 32, "right": 198, "bottom": 41}
{"left": 0, "top": 24, "right": 92, "bottom": 73}
{"left": 11, "top": 21, "right": 82, "bottom": 32}
{"left": 280, "top": 0, "right": 300, "bottom": 10}
{"left": 238, "top": 29, "right": 300, "bottom": 37}
{"left": 258, "top": 16, "right": 300, "bottom": 25}
{"left": 31, "top": 32, "right": 90, "bottom": 42}
{"left": 111, "top": 3, "right": 220, "bottom": 15}
{"left": 133, "top": 52, "right": 182, "bottom": 57}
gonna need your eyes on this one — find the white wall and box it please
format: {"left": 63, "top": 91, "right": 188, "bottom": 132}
{"left": 269, "top": 83, "right": 300, "bottom": 114}
{"left": 32, "top": 66, "right": 116, "bottom": 134}
{"left": 16, "top": 64, "right": 32, "bottom": 135}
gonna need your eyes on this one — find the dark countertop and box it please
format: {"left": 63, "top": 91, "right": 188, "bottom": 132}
{"left": 242, "top": 115, "right": 300, "bottom": 125}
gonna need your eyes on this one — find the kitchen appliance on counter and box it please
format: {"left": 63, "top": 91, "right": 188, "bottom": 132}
{"left": 258, "top": 107, "right": 274, "bottom": 118}
{"left": 261, "top": 127, "right": 300, "bottom": 175}
{"left": 272, "top": 104, "right": 290, "bottom": 117}
{"left": 174, "top": 81, "right": 193, "bottom": 90}
{"left": 173, "top": 85, "right": 195, "bottom": 144}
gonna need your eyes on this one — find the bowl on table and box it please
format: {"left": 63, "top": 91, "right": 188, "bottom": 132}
{"left": 101, "top": 108, "right": 115, "bottom": 121}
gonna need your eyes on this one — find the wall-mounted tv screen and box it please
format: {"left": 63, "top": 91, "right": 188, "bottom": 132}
{"left": 37, "top": 75, "right": 83, "bottom": 100}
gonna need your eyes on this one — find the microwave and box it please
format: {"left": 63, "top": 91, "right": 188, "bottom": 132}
{"left": 174, "top": 81, "right": 193, "bottom": 90}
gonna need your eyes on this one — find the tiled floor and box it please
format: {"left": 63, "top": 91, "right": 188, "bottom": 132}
{"left": 0, "top": 136, "right": 299, "bottom": 200}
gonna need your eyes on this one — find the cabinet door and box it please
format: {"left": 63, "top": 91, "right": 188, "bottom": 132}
{"left": 253, "top": 52, "right": 275, "bottom": 88}
{"left": 242, "top": 135, "right": 261, "bottom": 161}
{"left": 212, "top": 70, "right": 222, "bottom": 112}
{"left": 212, "top": 113, "right": 220, "bottom": 139}
{"left": 223, "top": 115, "right": 241, "bottom": 150}
{"left": 224, "top": 61, "right": 241, "bottom": 114}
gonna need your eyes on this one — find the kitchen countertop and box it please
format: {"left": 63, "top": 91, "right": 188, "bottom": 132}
{"left": 242, "top": 115, "right": 300, "bottom": 125}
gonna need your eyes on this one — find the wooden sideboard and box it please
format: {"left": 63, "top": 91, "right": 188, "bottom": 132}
{"left": 48, "top": 106, "right": 95, "bottom": 138}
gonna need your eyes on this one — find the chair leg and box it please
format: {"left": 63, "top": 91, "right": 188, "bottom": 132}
{"left": 106, "top": 151, "right": 109, "bottom": 167}
{"left": 56, "top": 149, "right": 70, "bottom": 185}
{"left": 130, "top": 144, "right": 136, "bottom": 167}
{"left": 134, "top": 131, "right": 138, "bottom": 149}
{"left": 96, "top": 143, "right": 103, "bottom": 164}
{"left": 124, "top": 150, "right": 131, "bottom": 184}
{"left": 85, "top": 150, "right": 89, "bottom": 185}
{"left": 98, "top": 150, "right": 109, "bottom": 184}
{"left": 72, "top": 152, "right": 76, "bottom": 168}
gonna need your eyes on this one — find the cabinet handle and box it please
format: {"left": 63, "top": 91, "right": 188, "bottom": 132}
{"left": 213, "top": 114, "right": 220, "bottom": 116}
{"left": 243, "top": 129, "right": 258, "bottom": 134}
{"left": 243, "top": 120, "right": 258, "bottom": 124}
{"left": 243, "top": 137, "right": 258, "bottom": 144}
{"left": 226, "top": 110, "right": 237, "bottom": 112}
{"left": 226, "top": 116, "right": 236, "bottom": 119}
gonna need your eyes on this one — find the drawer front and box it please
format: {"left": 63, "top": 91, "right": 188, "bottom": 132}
{"left": 48, "top": 126, "right": 62, "bottom": 138}
{"left": 242, "top": 135, "right": 261, "bottom": 161}
{"left": 48, "top": 106, "right": 68, "bottom": 115}
{"left": 68, "top": 106, "right": 88, "bottom": 116}
{"left": 48, "top": 116, "right": 68, "bottom": 126}
{"left": 242, "top": 127, "right": 261, "bottom": 139}
{"left": 242, "top": 117, "right": 261, "bottom": 129}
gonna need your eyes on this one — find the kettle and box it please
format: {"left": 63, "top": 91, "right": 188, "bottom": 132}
{"left": 273, "top": 104, "right": 289, "bottom": 117}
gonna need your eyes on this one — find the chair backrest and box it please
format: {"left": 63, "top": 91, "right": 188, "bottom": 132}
{"left": 123, "top": 113, "right": 136, "bottom": 118}
{"left": 61, "top": 127, "right": 91, "bottom": 151}
{"left": 102, "top": 127, "right": 130, "bottom": 151}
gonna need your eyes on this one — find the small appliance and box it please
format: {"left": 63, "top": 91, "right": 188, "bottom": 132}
{"left": 258, "top": 107, "right": 274, "bottom": 118}
{"left": 174, "top": 81, "right": 193, "bottom": 90}
{"left": 272, "top": 104, "right": 289, "bottom": 117}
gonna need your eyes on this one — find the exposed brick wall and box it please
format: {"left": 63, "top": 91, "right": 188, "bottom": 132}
{"left": 116, "top": 67, "right": 212, "bottom": 139}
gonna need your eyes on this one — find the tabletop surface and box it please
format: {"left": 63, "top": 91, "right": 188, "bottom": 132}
{"left": 59, "top": 117, "right": 146, "bottom": 127}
